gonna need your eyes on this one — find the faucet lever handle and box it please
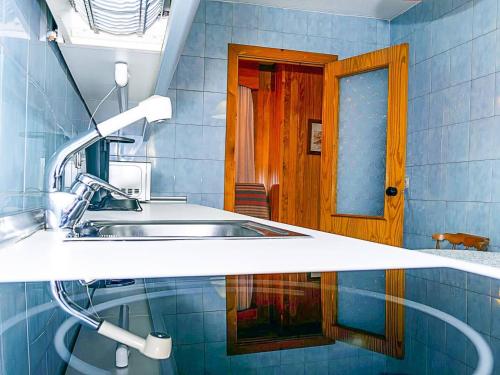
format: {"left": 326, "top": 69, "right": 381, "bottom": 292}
{"left": 77, "top": 173, "right": 130, "bottom": 199}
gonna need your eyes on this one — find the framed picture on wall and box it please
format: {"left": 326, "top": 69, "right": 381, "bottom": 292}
{"left": 307, "top": 119, "right": 322, "bottom": 155}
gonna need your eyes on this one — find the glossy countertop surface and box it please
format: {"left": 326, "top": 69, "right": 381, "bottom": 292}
{"left": 0, "top": 202, "right": 498, "bottom": 282}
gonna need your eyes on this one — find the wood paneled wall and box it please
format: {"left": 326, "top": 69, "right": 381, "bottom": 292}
{"left": 277, "top": 65, "right": 324, "bottom": 230}
{"left": 236, "top": 60, "right": 324, "bottom": 230}
{"left": 254, "top": 70, "right": 275, "bottom": 189}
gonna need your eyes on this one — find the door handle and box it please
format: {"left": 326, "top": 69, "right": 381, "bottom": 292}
{"left": 385, "top": 187, "right": 398, "bottom": 196}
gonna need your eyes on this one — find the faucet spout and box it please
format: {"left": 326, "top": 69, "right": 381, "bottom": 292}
{"left": 45, "top": 128, "right": 101, "bottom": 193}
{"left": 44, "top": 95, "right": 172, "bottom": 230}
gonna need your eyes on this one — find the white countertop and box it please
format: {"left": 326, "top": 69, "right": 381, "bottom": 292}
{"left": 420, "top": 249, "right": 500, "bottom": 268}
{"left": 0, "top": 202, "right": 498, "bottom": 282}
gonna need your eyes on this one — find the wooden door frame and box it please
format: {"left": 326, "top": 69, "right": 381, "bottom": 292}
{"left": 224, "top": 44, "right": 338, "bottom": 212}
{"left": 226, "top": 272, "right": 335, "bottom": 355}
{"left": 322, "top": 270, "right": 405, "bottom": 358}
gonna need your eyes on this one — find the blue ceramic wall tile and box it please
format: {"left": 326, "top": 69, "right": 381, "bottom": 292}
{"left": 445, "top": 162, "right": 469, "bottom": 201}
{"left": 467, "top": 272, "right": 491, "bottom": 295}
{"left": 185, "top": 193, "right": 202, "bottom": 205}
{"left": 205, "top": 24, "right": 231, "bottom": 59}
{"left": 201, "top": 194, "right": 223, "bottom": 209}
{"left": 282, "top": 9, "right": 308, "bottom": 35}
{"left": 194, "top": 0, "right": 205, "bottom": 23}
{"left": 468, "top": 160, "right": 492, "bottom": 201}
{"left": 304, "top": 361, "right": 328, "bottom": 375}
{"left": 307, "top": 12, "right": 332, "bottom": 38}
{"left": 259, "top": 6, "right": 283, "bottom": 32}
{"left": 206, "top": 1, "right": 233, "bottom": 26}
{"left": 491, "top": 296, "right": 500, "bottom": 338}
{"left": 414, "top": 60, "right": 432, "bottom": 97}
{"left": 473, "top": 0, "right": 497, "bottom": 37}
{"left": 205, "top": 342, "right": 230, "bottom": 374}
{"left": 24, "top": 84, "right": 47, "bottom": 193}
{"left": 427, "top": 315, "right": 446, "bottom": 351}
{"left": 258, "top": 30, "right": 283, "bottom": 48}
{"left": 176, "top": 287, "right": 204, "bottom": 314}
{"left": 376, "top": 20, "right": 390, "bottom": 47}
{"left": 231, "top": 27, "right": 259, "bottom": 45}
{"left": 202, "top": 286, "right": 225, "bottom": 311}
{"left": 280, "top": 348, "right": 305, "bottom": 364}
{"left": 430, "top": 16, "right": 448, "bottom": 55}
{"left": 448, "top": 2, "right": 473, "bottom": 48}
{"left": 282, "top": 33, "right": 308, "bottom": 52}
{"left": 176, "top": 313, "right": 204, "bottom": 344}
{"left": 175, "top": 124, "right": 203, "bottom": 159}
{"left": 201, "top": 160, "right": 224, "bottom": 193}
{"left": 433, "top": 0, "right": 453, "bottom": 18}
{"left": 204, "top": 58, "right": 227, "bottom": 93}
{"left": 0, "top": 283, "right": 30, "bottom": 375}
{"left": 443, "top": 122, "right": 469, "bottom": 163}
{"left": 303, "top": 346, "right": 329, "bottom": 363}
{"left": 444, "top": 81, "right": 471, "bottom": 125}
{"left": 453, "top": 0, "right": 470, "bottom": 9}
{"left": 426, "top": 127, "right": 444, "bottom": 164}
{"left": 429, "top": 89, "right": 446, "bottom": 127}
{"left": 0, "top": 2, "right": 29, "bottom": 70}
{"left": 202, "top": 126, "right": 225, "bottom": 160}
{"left": 150, "top": 157, "right": 175, "bottom": 194}
{"left": 147, "top": 123, "right": 175, "bottom": 158}
{"left": 174, "top": 158, "right": 203, "bottom": 193}
{"left": 410, "top": 165, "right": 428, "bottom": 199}
{"left": 496, "top": 73, "right": 500, "bottom": 116}
{"left": 203, "top": 92, "right": 226, "bottom": 126}
{"left": 183, "top": 22, "right": 206, "bottom": 57}
{"left": 467, "top": 291, "right": 491, "bottom": 335}
{"left": 431, "top": 51, "right": 450, "bottom": 92}
{"left": 306, "top": 36, "right": 332, "bottom": 54}
{"left": 472, "top": 31, "right": 496, "bottom": 79}
{"left": 449, "top": 42, "right": 472, "bottom": 86}
{"left": 177, "top": 56, "right": 205, "bottom": 91}
{"left": 28, "top": 40, "right": 46, "bottom": 89}
{"left": 203, "top": 311, "right": 226, "bottom": 342}
{"left": 489, "top": 203, "right": 500, "bottom": 245}
{"left": 176, "top": 90, "right": 204, "bottom": 125}
{"left": 280, "top": 363, "right": 305, "bottom": 375}
{"left": 233, "top": 3, "right": 259, "bottom": 28}
{"left": 427, "top": 164, "right": 446, "bottom": 200}
{"left": 440, "top": 269, "right": 466, "bottom": 292}
{"left": 414, "top": 24, "right": 432, "bottom": 63}
{"left": 230, "top": 352, "right": 262, "bottom": 370}
{"left": 0, "top": 55, "right": 27, "bottom": 194}
{"left": 466, "top": 202, "right": 490, "bottom": 236}
{"left": 496, "top": 29, "right": 500, "bottom": 72}
{"left": 470, "top": 74, "right": 496, "bottom": 120}
{"left": 176, "top": 343, "right": 205, "bottom": 375}
{"left": 492, "top": 161, "right": 500, "bottom": 202}
{"left": 469, "top": 117, "right": 500, "bottom": 160}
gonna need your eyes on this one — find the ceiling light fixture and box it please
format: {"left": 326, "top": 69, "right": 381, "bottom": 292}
{"left": 71, "top": 0, "right": 166, "bottom": 35}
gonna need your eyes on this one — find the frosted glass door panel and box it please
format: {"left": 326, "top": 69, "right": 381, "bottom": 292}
{"left": 336, "top": 68, "right": 388, "bottom": 217}
{"left": 337, "top": 270, "right": 386, "bottom": 336}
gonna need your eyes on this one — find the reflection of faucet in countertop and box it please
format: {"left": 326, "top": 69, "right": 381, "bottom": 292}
{"left": 46, "top": 95, "right": 174, "bottom": 361}
{"left": 45, "top": 95, "right": 172, "bottom": 230}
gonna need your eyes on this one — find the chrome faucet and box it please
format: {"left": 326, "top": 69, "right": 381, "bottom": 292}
{"left": 46, "top": 173, "right": 130, "bottom": 229}
{"left": 45, "top": 95, "right": 172, "bottom": 230}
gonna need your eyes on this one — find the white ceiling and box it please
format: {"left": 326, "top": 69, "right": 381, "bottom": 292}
{"left": 226, "top": 0, "right": 420, "bottom": 20}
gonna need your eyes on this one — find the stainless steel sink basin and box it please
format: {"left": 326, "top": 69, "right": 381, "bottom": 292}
{"left": 65, "top": 220, "right": 309, "bottom": 241}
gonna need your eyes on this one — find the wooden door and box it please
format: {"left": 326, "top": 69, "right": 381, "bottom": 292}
{"left": 320, "top": 44, "right": 408, "bottom": 246}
